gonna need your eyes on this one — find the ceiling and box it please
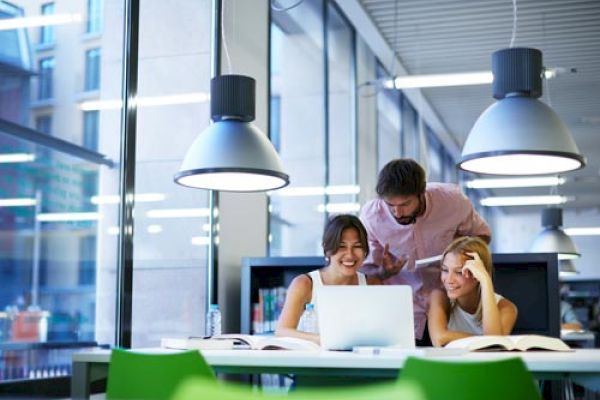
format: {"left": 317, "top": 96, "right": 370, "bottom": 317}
{"left": 350, "top": 0, "right": 600, "bottom": 211}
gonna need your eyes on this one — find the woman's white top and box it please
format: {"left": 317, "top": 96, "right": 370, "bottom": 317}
{"left": 447, "top": 293, "right": 504, "bottom": 334}
{"left": 298, "top": 269, "right": 367, "bottom": 333}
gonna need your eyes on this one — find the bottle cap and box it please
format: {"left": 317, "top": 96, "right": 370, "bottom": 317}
{"left": 209, "top": 304, "right": 219, "bottom": 311}
{"left": 305, "top": 303, "right": 314, "bottom": 311}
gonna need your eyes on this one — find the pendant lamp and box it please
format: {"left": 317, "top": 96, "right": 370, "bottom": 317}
{"left": 174, "top": 75, "right": 289, "bottom": 192}
{"left": 459, "top": 48, "right": 585, "bottom": 175}
{"left": 559, "top": 259, "right": 578, "bottom": 277}
{"left": 530, "top": 207, "right": 580, "bottom": 260}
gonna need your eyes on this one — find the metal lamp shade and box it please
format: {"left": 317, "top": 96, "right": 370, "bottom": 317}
{"left": 174, "top": 75, "right": 289, "bottom": 192}
{"left": 174, "top": 120, "right": 289, "bottom": 192}
{"left": 559, "top": 259, "right": 578, "bottom": 277}
{"left": 530, "top": 227, "right": 580, "bottom": 260}
{"left": 459, "top": 96, "right": 585, "bottom": 175}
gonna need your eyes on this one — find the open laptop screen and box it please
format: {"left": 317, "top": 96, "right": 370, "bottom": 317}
{"left": 317, "top": 285, "right": 415, "bottom": 350}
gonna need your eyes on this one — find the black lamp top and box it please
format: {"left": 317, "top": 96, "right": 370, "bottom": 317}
{"left": 541, "top": 207, "right": 563, "bottom": 228}
{"left": 492, "top": 47, "right": 543, "bottom": 100}
{"left": 211, "top": 75, "right": 255, "bottom": 122}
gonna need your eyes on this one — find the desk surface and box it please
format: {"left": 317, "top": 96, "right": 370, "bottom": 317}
{"left": 71, "top": 348, "right": 600, "bottom": 399}
{"left": 73, "top": 347, "right": 600, "bottom": 372}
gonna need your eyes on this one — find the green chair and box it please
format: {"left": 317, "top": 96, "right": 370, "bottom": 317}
{"left": 399, "top": 356, "right": 542, "bottom": 400}
{"left": 171, "top": 377, "right": 426, "bottom": 400}
{"left": 106, "top": 348, "right": 215, "bottom": 400}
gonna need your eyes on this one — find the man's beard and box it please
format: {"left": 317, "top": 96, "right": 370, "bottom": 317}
{"left": 394, "top": 196, "right": 425, "bottom": 225}
{"left": 395, "top": 213, "right": 418, "bottom": 225}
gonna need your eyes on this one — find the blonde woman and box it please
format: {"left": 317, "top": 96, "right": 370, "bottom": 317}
{"left": 428, "top": 236, "right": 518, "bottom": 347}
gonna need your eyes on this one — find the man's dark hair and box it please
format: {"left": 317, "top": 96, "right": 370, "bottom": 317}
{"left": 375, "top": 159, "right": 426, "bottom": 197}
{"left": 322, "top": 214, "right": 369, "bottom": 259}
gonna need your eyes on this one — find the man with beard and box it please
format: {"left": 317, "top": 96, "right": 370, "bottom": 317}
{"left": 359, "top": 158, "right": 491, "bottom": 346}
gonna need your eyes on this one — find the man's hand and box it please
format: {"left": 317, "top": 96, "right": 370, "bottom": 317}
{"left": 379, "top": 243, "right": 407, "bottom": 280}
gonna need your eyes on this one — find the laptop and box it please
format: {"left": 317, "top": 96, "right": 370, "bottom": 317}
{"left": 317, "top": 285, "right": 415, "bottom": 350}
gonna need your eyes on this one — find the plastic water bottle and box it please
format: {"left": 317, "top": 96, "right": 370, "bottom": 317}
{"left": 205, "top": 304, "right": 222, "bottom": 337}
{"left": 300, "top": 303, "right": 317, "bottom": 333}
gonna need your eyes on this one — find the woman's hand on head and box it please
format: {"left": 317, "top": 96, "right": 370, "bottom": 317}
{"left": 461, "top": 252, "right": 490, "bottom": 283}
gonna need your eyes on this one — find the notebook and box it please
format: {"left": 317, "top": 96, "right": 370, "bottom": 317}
{"left": 317, "top": 285, "right": 415, "bottom": 351}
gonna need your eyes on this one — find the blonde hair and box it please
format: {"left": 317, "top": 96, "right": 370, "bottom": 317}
{"left": 441, "top": 236, "right": 493, "bottom": 322}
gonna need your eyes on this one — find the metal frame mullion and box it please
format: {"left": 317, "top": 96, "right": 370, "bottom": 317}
{"left": 115, "top": 0, "right": 140, "bottom": 349}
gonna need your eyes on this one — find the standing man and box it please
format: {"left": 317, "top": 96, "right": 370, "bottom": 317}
{"left": 359, "top": 159, "right": 491, "bottom": 345}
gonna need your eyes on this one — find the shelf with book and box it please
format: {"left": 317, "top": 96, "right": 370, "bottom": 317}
{"left": 240, "top": 257, "right": 325, "bottom": 334}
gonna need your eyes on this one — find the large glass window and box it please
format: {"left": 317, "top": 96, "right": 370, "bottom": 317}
{"left": 84, "top": 48, "right": 101, "bottom": 91}
{"left": 376, "top": 63, "right": 402, "bottom": 171}
{"left": 326, "top": 3, "right": 357, "bottom": 216}
{"left": 38, "top": 57, "right": 54, "bottom": 100}
{"left": 269, "top": 0, "right": 326, "bottom": 256}
{"left": 1, "top": 0, "right": 121, "bottom": 384}
{"left": 39, "top": 3, "right": 55, "bottom": 44}
{"left": 131, "top": 0, "right": 212, "bottom": 347}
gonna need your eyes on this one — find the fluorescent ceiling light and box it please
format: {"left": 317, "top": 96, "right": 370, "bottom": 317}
{"left": 91, "top": 193, "right": 166, "bottom": 205}
{"left": 146, "top": 208, "right": 211, "bottom": 219}
{"left": 0, "top": 198, "right": 37, "bottom": 207}
{"left": 465, "top": 176, "right": 566, "bottom": 189}
{"left": 79, "top": 92, "right": 209, "bottom": 111}
{"left": 37, "top": 212, "right": 100, "bottom": 222}
{"left": 317, "top": 202, "right": 360, "bottom": 213}
{"left": 0, "top": 14, "right": 82, "bottom": 31}
{"left": 383, "top": 69, "right": 558, "bottom": 90}
{"left": 480, "top": 195, "right": 569, "bottom": 207}
{"left": 191, "top": 236, "right": 211, "bottom": 246}
{"left": 270, "top": 185, "right": 360, "bottom": 197}
{"left": 564, "top": 227, "right": 600, "bottom": 236}
{"left": 0, "top": 153, "right": 36, "bottom": 163}
{"left": 147, "top": 224, "right": 163, "bottom": 234}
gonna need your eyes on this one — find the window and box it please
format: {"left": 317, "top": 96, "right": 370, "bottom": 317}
{"left": 376, "top": 63, "right": 402, "bottom": 170}
{"left": 269, "top": 0, "right": 326, "bottom": 256}
{"left": 39, "top": 3, "right": 55, "bottom": 44}
{"left": 86, "top": 0, "right": 102, "bottom": 34}
{"left": 35, "top": 115, "right": 52, "bottom": 135}
{"left": 38, "top": 57, "right": 54, "bottom": 100}
{"left": 83, "top": 111, "right": 99, "bottom": 150}
{"left": 326, "top": 3, "right": 357, "bottom": 216}
{"left": 84, "top": 48, "right": 101, "bottom": 91}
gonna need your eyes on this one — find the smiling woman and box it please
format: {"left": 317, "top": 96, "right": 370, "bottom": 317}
{"left": 274, "top": 214, "right": 381, "bottom": 345}
{"left": 427, "top": 237, "right": 518, "bottom": 347}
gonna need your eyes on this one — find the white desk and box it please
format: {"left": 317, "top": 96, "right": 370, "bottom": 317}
{"left": 71, "top": 348, "right": 600, "bottom": 399}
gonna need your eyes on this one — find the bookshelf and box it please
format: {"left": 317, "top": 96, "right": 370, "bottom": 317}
{"left": 240, "top": 256, "right": 325, "bottom": 334}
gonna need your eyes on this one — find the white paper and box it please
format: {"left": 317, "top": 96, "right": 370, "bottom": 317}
{"left": 415, "top": 254, "right": 443, "bottom": 266}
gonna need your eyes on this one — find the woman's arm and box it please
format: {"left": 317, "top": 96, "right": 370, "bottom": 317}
{"left": 463, "top": 252, "right": 506, "bottom": 335}
{"left": 427, "top": 289, "right": 474, "bottom": 347}
{"left": 497, "top": 298, "right": 518, "bottom": 335}
{"left": 275, "top": 275, "right": 320, "bottom": 344}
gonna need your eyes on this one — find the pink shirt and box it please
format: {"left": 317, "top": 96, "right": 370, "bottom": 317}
{"left": 359, "top": 183, "right": 491, "bottom": 340}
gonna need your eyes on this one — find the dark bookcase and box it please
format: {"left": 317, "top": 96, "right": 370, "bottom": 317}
{"left": 240, "top": 256, "right": 325, "bottom": 334}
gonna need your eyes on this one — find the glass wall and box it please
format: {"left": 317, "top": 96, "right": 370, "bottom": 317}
{"left": 326, "top": 3, "right": 357, "bottom": 216}
{"left": 0, "top": 0, "right": 212, "bottom": 383}
{"left": 376, "top": 63, "right": 402, "bottom": 171}
{"left": 268, "top": 0, "right": 326, "bottom": 256}
{"left": 130, "top": 0, "right": 212, "bottom": 347}
{"left": 0, "top": 0, "right": 121, "bottom": 381}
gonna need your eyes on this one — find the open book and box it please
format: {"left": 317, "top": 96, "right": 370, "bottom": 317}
{"left": 161, "top": 334, "right": 321, "bottom": 351}
{"left": 445, "top": 335, "right": 572, "bottom": 352}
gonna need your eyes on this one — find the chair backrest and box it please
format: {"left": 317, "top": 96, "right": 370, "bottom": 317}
{"left": 106, "top": 349, "right": 215, "bottom": 400}
{"left": 399, "top": 356, "right": 542, "bottom": 400}
{"left": 171, "top": 377, "right": 426, "bottom": 400}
